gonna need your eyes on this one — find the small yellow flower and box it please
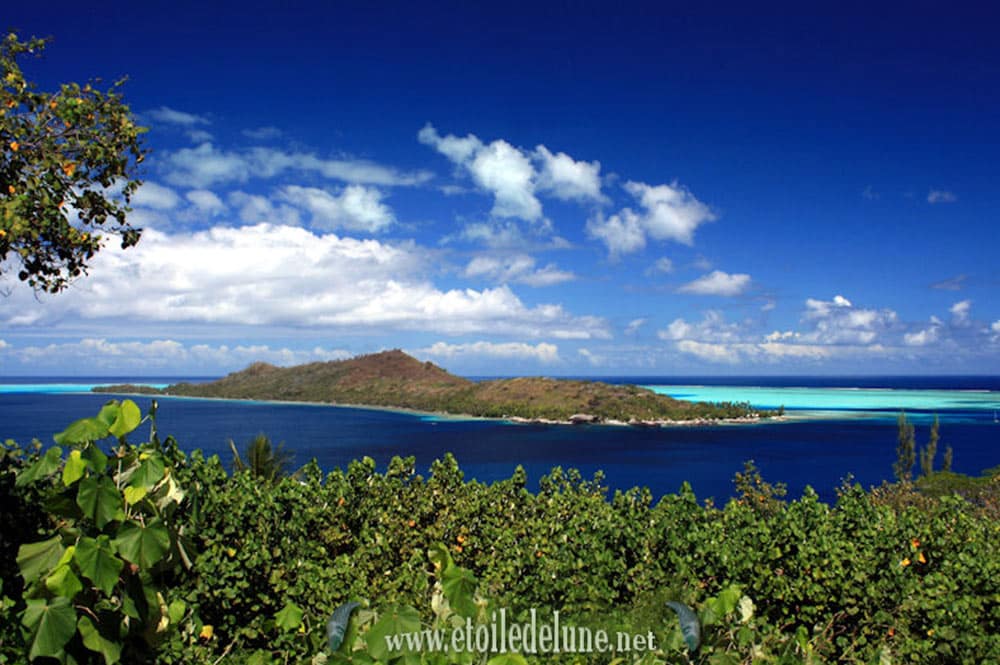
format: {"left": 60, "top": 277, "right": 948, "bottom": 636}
{"left": 918, "top": 551, "right": 927, "bottom": 564}
{"left": 199, "top": 624, "right": 214, "bottom": 640}
{"left": 7, "top": 185, "right": 14, "bottom": 195}
{"left": 900, "top": 557, "right": 911, "bottom": 567}
{"left": 226, "top": 547, "right": 236, "bottom": 558}
{"left": 911, "top": 538, "right": 921, "bottom": 548}
{"left": 9, "top": 141, "right": 18, "bottom": 152}
{"left": 927, "top": 628, "right": 935, "bottom": 637}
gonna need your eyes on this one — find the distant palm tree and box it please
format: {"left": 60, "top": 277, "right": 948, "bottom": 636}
{"left": 229, "top": 433, "right": 293, "bottom": 483}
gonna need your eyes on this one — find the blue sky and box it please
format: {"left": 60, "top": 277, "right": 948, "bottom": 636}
{"left": 2, "top": 1, "right": 999, "bottom": 376}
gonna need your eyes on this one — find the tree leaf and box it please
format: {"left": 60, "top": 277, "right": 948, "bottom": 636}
{"left": 77, "top": 475, "right": 124, "bottom": 529}
{"left": 365, "top": 606, "right": 422, "bottom": 661}
{"left": 130, "top": 454, "right": 165, "bottom": 489}
{"left": 45, "top": 554, "right": 83, "bottom": 599}
{"left": 94, "top": 401, "right": 120, "bottom": 428}
{"left": 275, "top": 601, "right": 304, "bottom": 631}
{"left": 666, "top": 601, "right": 701, "bottom": 652}
{"left": 108, "top": 399, "right": 141, "bottom": 439}
{"left": 327, "top": 601, "right": 360, "bottom": 652}
{"left": 21, "top": 596, "right": 77, "bottom": 661}
{"left": 17, "top": 535, "right": 65, "bottom": 586}
{"left": 16, "top": 445, "right": 63, "bottom": 487}
{"left": 115, "top": 519, "right": 170, "bottom": 569}
{"left": 63, "top": 448, "right": 87, "bottom": 486}
{"left": 441, "top": 563, "right": 479, "bottom": 618}
{"left": 54, "top": 416, "right": 110, "bottom": 445}
{"left": 83, "top": 441, "right": 109, "bottom": 474}
{"left": 123, "top": 485, "right": 148, "bottom": 506}
{"left": 75, "top": 535, "right": 124, "bottom": 596}
{"left": 78, "top": 614, "right": 123, "bottom": 665}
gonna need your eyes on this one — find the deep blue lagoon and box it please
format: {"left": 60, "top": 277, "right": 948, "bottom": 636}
{"left": 1, "top": 376, "right": 998, "bottom": 504}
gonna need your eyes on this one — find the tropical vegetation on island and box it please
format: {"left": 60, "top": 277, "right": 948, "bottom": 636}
{"left": 95, "top": 350, "right": 772, "bottom": 424}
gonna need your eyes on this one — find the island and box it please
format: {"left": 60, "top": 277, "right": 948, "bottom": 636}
{"left": 94, "top": 350, "right": 772, "bottom": 425}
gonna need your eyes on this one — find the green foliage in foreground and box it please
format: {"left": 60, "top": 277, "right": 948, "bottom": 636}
{"left": 2, "top": 402, "right": 999, "bottom": 664}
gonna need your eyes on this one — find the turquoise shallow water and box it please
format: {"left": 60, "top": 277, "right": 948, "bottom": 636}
{"left": 0, "top": 383, "right": 168, "bottom": 394}
{"left": 645, "top": 385, "right": 1000, "bottom": 414}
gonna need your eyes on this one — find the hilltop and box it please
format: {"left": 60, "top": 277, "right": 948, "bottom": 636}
{"left": 95, "top": 350, "right": 767, "bottom": 424}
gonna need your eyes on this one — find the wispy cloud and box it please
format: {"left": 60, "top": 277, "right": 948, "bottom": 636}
{"left": 242, "top": 126, "right": 283, "bottom": 140}
{"left": 0, "top": 338, "right": 350, "bottom": 373}
{"left": 418, "top": 341, "right": 560, "bottom": 363}
{"left": 930, "top": 274, "right": 966, "bottom": 291}
{"left": 463, "top": 254, "right": 575, "bottom": 287}
{"left": 146, "top": 106, "right": 210, "bottom": 126}
{"left": 160, "top": 143, "right": 433, "bottom": 188}
{"left": 927, "top": 189, "right": 957, "bottom": 204}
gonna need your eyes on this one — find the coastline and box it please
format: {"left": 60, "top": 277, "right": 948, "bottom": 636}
{"left": 90, "top": 387, "right": 785, "bottom": 428}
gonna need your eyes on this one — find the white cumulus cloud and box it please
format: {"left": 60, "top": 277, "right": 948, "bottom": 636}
{"left": 588, "top": 180, "right": 715, "bottom": 256}
{"left": 279, "top": 185, "right": 395, "bottom": 233}
{"left": 0, "top": 224, "right": 609, "bottom": 342}
{"left": 419, "top": 124, "right": 604, "bottom": 225}
{"left": 185, "top": 189, "right": 227, "bottom": 216}
{"left": 678, "top": 270, "right": 751, "bottom": 296}
{"left": 133, "top": 181, "right": 182, "bottom": 210}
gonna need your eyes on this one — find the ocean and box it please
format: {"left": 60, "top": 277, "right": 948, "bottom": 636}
{"left": 1, "top": 376, "right": 998, "bottom": 504}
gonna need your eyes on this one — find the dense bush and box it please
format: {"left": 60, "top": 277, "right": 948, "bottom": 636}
{"left": 2, "top": 402, "right": 999, "bottom": 664}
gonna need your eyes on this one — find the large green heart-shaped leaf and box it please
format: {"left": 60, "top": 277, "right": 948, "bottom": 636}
{"left": 21, "top": 596, "right": 77, "bottom": 661}
{"left": 94, "top": 401, "right": 121, "bottom": 428}
{"left": 364, "top": 606, "right": 422, "bottom": 661}
{"left": 77, "top": 475, "right": 124, "bottom": 529}
{"left": 17, "top": 535, "right": 65, "bottom": 585}
{"left": 441, "top": 563, "right": 479, "bottom": 618}
{"left": 108, "top": 399, "right": 141, "bottom": 439}
{"left": 78, "top": 614, "right": 122, "bottom": 665}
{"left": 115, "top": 520, "right": 170, "bottom": 569}
{"left": 63, "top": 448, "right": 88, "bottom": 486}
{"left": 16, "top": 446, "right": 63, "bottom": 487}
{"left": 45, "top": 546, "right": 83, "bottom": 599}
{"left": 75, "top": 535, "right": 124, "bottom": 596}
{"left": 130, "top": 454, "right": 165, "bottom": 489}
{"left": 54, "top": 416, "right": 110, "bottom": 446}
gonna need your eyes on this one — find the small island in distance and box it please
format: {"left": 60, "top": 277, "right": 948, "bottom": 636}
{"left": 94, "top": 349, "right": 774, "bottom": 425}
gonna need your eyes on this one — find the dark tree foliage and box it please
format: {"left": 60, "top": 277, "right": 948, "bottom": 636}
{"left": 0, "top": 32, "right": 146, "bottom": 293}
{"left": 893, "top": 411, "right": 916, "bottom": 482}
